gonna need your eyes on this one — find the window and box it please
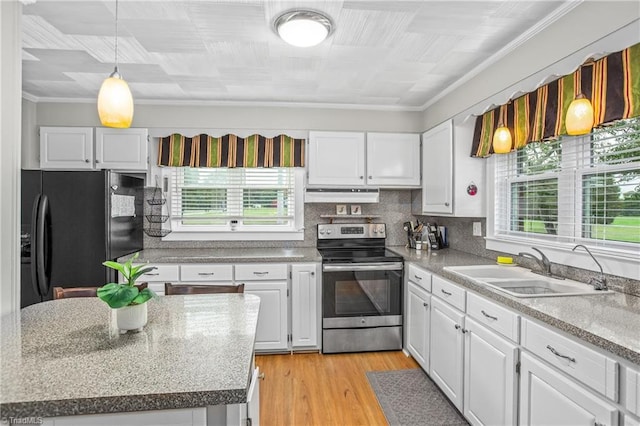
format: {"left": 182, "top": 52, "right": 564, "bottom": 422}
{"left": 494, "top": 117, "right": 640, "bottom": 250}
{"left": 166, "top": 167, "right": 304, "bottom": 240}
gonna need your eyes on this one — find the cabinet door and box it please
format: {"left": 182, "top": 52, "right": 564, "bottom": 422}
{"left": 520, "top": 352, "right": 619, "bottom": 426}
{"left": 40, "top": 127, "right": 94, "bottom": 169}
{"left": 464, "top": 317, "right": 518, "bottom": 426}
{"left": 366, "top": 133, "right": 420, "bottom": 187}
{"left": 421, "top": 120, "right": 453, "bottom": 214}
{"left": 95, "top": 128, "right": 148, "bottom": 170}
{"left": 406, "top": 281, "right": 430, "bottom": 372}
{"left": 245, "top": 281, "right": 288, "bottom": 351}
{"left": 291, "top": 264, "right": 318, "bottom": 348}
{"left": 430, "top": 296, "right": 465, "bottom": 411}
{"left": 308, "top": 131, "right": 366, "bottom": 186}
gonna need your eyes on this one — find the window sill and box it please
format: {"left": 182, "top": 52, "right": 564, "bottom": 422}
{"left": 162, "top": 230, "right": 304, "bottom": 242}
{"left": 486, "top": 236, "right": 640, "bottom": 280}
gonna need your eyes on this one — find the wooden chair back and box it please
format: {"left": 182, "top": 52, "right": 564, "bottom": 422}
{"left": 53, "top": 283, "right": 148, "bottom": 300}
{"left": 164, "top": 283, "right": 245, "bottom": 295}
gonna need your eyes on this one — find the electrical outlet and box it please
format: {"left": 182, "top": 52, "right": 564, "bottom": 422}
{"left": 473, "top": 222, "right": 482, "bottom": 236}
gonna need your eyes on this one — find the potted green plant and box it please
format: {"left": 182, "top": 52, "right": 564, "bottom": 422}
{"left": 97, "top": 253, "right": 156, "bottom": 332}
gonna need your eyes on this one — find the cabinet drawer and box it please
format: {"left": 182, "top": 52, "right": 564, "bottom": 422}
{"left": 180, "top": 264, "right": 233, "bottom": 282}
{"left": 134, "top": 264, "right": 179, "bottom": 283}
{"left": 466, "top": 292, "right": 519, "bottom": 343}
{"left": 235, "top": 264, "right": 287, "bottom": 281}
{"left": 407, "top": 264, "right": 431, "bottom": 292}
{"left": 432, "top": 275, "right": 465, "bottom": 312}
{"left": 521, "top": 318, "right": 618, "bottom": 400}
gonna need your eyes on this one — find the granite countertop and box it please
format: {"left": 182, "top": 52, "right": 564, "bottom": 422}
{"left": 0, "top": 294, "right": 260, "bottom": 419}
{"left": 123, "top": 247, "right": 322, "bottom": 264}
{"left": 390, "top": 246, "right": 640, "bottom": 366}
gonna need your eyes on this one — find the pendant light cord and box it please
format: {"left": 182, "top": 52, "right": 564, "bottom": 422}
{"left": 114, "top": 0, "right": 119, "bottom": 69}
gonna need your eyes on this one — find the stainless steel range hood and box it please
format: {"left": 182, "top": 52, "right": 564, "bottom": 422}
{"left": 304, "top": 188, "right": 379, "bottom": 203}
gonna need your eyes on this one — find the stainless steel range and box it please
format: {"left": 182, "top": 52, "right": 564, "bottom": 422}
{"left": 317, "top": 223, "right": 403, "bottom": 354}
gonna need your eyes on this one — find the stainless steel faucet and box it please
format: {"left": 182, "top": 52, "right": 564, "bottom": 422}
{"left": 518, "top": 247, "right": 564, "bottom": 279}
{"left": 572, "top": 244, "right": 608, "bottom": 291}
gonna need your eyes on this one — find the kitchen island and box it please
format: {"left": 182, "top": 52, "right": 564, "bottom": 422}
{"left": 0, "top": 294, "right": 260, "bottom": 425}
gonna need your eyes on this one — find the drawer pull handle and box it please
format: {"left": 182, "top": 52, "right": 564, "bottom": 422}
{"left": 414, "top": 275, "right": 422, "bottom": 280}
{"left": 441, "top": 289, "right": 452, "bottom": 296}
{"left": 253, "top": 271, "right": 269, "bottom": 276}
{"left": 144, "top": 272, "right": 160, "bottom": 276}
{"left": 198, "top": 272, "right": 215, "bottom": 276}
{"left": 546, "top": 345, "right": 576, "bottom": 363}
{"left": 481, "top": 310, "right": 498, "bottom": 321}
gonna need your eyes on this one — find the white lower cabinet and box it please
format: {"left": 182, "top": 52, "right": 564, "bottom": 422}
{"left": 291, "top": 264, "right": 318, "bottom": 348}
{"left": 244, "top": 281, "right": 288, "bottom": 352}
{"left": 406, "top": 280, "right": 431, "bottom": 371}
{"left": 430, "top": 296, "right": 465, "bottom": 411}
{"left": 463, "top": 317, "right": 518, "bottom": 426}
{"left": 520, "top": 352, "right": 619, "bottom": 425}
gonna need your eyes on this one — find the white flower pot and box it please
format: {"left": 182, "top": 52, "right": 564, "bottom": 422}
{"left": 115, "top": 303, "right": 148, "bottom": 333}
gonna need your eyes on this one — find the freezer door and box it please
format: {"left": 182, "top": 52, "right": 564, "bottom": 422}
{"left": 43, "top": 171, "right": 109, "bottom": 287}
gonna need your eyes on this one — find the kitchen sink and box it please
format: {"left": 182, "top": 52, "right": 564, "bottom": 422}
{"left": 443, "top": 265, "right": 613, "bottom": 298}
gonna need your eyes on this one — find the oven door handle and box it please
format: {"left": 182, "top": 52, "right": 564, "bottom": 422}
{"left": 322, "top": 262, "right": 403, "bottom": 272}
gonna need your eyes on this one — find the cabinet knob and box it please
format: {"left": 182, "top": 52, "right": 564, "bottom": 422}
{"left": 454, "top": 324, "right": 461, "bottom": 330}
{"left": 368, "top": 176, "right": 372, "bottom": 179}
{"left": 95, "top": 159, "right": 100, "bottom": 163}
{"left": 85, "top": 159, "right": 90, "bottom": 163}
{"left": 359, "top": 176, "right": 364, "bottom": 179}
{"left": 423, "top": 302, "right": 428, "bottom": 307}
{"left": 444, "top": 202, "right": 450, "bottom": 207}
{"left": 310, "top": 271, "right": 315, "bottom": 276}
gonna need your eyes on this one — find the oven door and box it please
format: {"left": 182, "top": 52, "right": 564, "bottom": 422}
{"left": 322, "top": 262, "right": 403, "bottom": 328}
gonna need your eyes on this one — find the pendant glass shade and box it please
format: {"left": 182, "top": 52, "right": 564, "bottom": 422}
{"left": 98, "top": 69, "right": 133, "bottom": 128}
{"left": 566, "top": 94, "right": 594, "bottom": 135}
{"left": 492, "top": 125, "right": 513, "bottom": 154}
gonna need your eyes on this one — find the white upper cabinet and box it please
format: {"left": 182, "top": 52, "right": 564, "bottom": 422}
{"left": 419, "top": 120, "right": 453, "bottom": 214}
{"left": 366, "top": 133, "right": 420, "bottom": 187}
{"left": 40, "top": 127, "right": 94, "bottom": 170}
{"left": 307, "top": 131, "right": 421, "bottom": 188}
{"left": 95, "top": 128, "right": 148, "bottom": 171}
{"left": 40, "top": 126, "right": 149, "bottom": 171}
{"left": 308, "top": 131, "right": 366, "bottom": 187}
{"left": 413, "top": 118, "right": 486, "bottom": 217}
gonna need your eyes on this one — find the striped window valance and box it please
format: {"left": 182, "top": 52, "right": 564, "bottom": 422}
{"left": 158, "top": 134, "right": 305, "bottom": 167}
{"left": 471, "top": 42, "right": 640, "bottom": 157}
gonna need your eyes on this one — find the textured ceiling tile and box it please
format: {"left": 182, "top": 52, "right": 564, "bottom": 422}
{"left": 73, "top": 35, "right": 155, "bottom": 65}
{"left": 333, "top": 8, "right": 415, "bottom": 47}
{"left": 115, "top": 64, "right": 173, "bottom": 84}
{"left": 23, "top": 48, "right": 106, "bottom": 72}
{"left": 205, "top": 41, "right": 271, "bottom": 68}
{"left": 125, "top": 19, "right": 206, "bottom": 53}
{"left": 187, "top": 2, "right": 271, "bottom": 42}
{"left": 22, "top": 15, "right": 82, "bottom": 50}
{"left": 23, "top": 80, "right": 94, "bottom": 98}
{"left": 128, "top": 82, "right": 186, "bottom": 98}
{"left": 153, "top": 53, "right": 220, "bottom": 78}
{"left": 24, "top": 1, "right": 115, "bottom": 37}
{"left": 22, "top": 50, "right": 40, "bottom": 62}
{"left": 63, "top": 72, "right": 105, "bottom": 92}
{"left": 116, "top": 1, "right": 191, "bottom": 21}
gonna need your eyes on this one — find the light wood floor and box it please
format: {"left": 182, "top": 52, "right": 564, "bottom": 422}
{"left": 255, "top": 351, "right": 419, "bottom": 426}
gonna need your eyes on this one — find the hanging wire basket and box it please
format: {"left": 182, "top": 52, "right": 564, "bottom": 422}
{"left": 143, "top": 228, "right": 172, "bottom": 238}
{"left": 146, "top": 186, "right": 166, "bottom": 206}
{"left": 145, "top": 214, "right": 170, "bottom": 223}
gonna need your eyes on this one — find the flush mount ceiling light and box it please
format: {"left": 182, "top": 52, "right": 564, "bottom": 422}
{"left": 274, "top": 10, "right": 333, "bottom": 47}
{"left": 97, "top": 0, "right": 134, "bottom": 128}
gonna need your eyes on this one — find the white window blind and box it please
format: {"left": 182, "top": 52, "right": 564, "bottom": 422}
{"left": 495, "top": 117, "right": 640, "bottom": 249}
{"left": 170, "top": 167, "right": 297, "bottom": 229}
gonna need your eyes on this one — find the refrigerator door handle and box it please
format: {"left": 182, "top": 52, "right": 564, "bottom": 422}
{"left": 30, "top": 194, "right": 42, "bottom": 297}
{"left": 35, "top": 194, "right": 51, "bottom": 298}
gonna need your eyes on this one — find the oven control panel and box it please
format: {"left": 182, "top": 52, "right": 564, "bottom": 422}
{"left": 317, "top": 223, "right": 386, "bottom": 239}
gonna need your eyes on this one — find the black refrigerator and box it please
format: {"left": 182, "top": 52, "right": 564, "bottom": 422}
{"left": 21, "top": 170, "right": 144, "bottom": 308}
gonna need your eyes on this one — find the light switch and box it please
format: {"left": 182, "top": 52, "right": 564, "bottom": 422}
{"left": 473, "top": 222, "right": 482, "bottom": 236}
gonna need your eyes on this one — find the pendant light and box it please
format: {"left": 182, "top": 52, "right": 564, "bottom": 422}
{"left": 566, "top": 67, "right": 594, "bottom": 135}
{"left": 274, "top": 10, "right": 333, "bottom": 47}
{"left": 97, "top": 0, "right": 133, "bottom": 128}
{"left": 492, "top": 104, "right": 512, "bottom": 154}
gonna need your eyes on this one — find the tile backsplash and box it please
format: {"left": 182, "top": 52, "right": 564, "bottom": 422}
{"left": 143, "top": 189, "right": 414, "bottom": 249}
